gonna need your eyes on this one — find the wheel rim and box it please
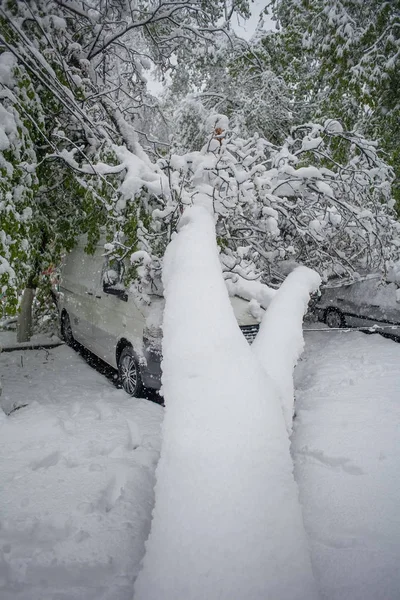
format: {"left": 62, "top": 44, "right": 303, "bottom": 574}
{"left": 120, "top": 355, "right": 138, "bottom": 395}
{"left": 326, "top": 310, "right": 342, "bottom": 328}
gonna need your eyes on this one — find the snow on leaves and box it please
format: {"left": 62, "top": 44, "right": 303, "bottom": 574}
{"left": 145, "top": 118, "right": 399, "bottom": 285}
{"left": 0, "top": 0, "right": 252, "bottom": 312}
{"left": 0, "top": 0, "right": 399, "bottom": 314}
{"left": 75, "top": 114, "right": 400, "bottom": 295}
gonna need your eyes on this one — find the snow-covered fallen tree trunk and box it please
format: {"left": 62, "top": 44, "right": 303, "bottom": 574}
{"left": 134, "top": 206, "right": 318, "bottom": 600}
{"left": 252, "top": 266, "right": 321, "bottom": 433}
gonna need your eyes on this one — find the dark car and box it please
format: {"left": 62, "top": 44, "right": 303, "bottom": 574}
{"left": 315, "top": 275, "right": 400, "bottom": 338}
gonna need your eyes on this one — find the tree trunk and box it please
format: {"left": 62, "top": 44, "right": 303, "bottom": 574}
{"left": 17, "top": 287, "right": 36, "bottom": 343}
{"left": 16, "top": 230, "right": 49, "bottom": 343}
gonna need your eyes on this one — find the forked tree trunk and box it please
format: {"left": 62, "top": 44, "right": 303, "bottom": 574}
{"left": 17, "top": 287, "right": 36, "bottom": 343}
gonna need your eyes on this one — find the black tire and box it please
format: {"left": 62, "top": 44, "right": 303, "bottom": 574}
{"left": 118, "top": 346, "right": 145, "bottom": 397}
{"left": 61, "top": 311, "right": 75, "bottom": 346}
{"left": 325, "top": 308, "right": 345, "bottom": 329}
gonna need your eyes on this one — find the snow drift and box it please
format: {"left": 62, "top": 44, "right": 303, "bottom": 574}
{"left": 133, "top": 206, "right": 318, "bottom": 600}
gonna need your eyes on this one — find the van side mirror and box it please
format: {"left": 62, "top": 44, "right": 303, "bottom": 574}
{"left": 103, "top": 268, "right": 119, "bottom": 286}
{"left": 102, "top": 262, "right": 128, "bottom": 301}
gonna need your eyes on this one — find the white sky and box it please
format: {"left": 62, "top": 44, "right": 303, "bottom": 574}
{"left": 232, "top": 0, "right": 275, "bottom": 40}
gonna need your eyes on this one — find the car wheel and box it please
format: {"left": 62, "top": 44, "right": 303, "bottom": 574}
{"left": 118, "top": 346, "right": 145, "bottom": 397}
{"left": 61, "top": 312, "right": 75, "bottom": 346}
{"left": 325, "top": 308, "right": 345, "bottom": 329}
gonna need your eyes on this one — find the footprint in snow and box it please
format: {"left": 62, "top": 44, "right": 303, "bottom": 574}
{"left": 297, "top": 446, "right": 364, "bottom": 475}
{"left": 78, "top": 470, "right": 128, "bottom": 515}
{"left": 30, "top": 450, "right": 62, "bottom": 471}
{"left": 95, "top": 470, "right": 127, "bottom": 513}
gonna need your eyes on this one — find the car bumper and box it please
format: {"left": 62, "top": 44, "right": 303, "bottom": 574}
{"left": 141, "top": 346, "right": 162, "bottom": 390}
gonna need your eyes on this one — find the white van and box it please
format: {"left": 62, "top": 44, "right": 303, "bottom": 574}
{"left": 58, "top": 238, "right": 262, "bottom": 397}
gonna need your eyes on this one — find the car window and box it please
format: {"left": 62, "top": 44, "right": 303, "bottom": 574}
{"left": 373, "top": 282, "right": 398, "bottom": 309}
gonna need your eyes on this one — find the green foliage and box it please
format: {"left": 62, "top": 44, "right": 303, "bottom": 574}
{"left": 2, "top": 0, "right": 396, "bottom": 323}
{"left": 1, "top": 0, "right": 254, "bottom": 320}
{"left": 216, "top": 236, "right": 228, "bottom": 250}
{"left": 267, "top": 0, "right": 400, "bottom": 205}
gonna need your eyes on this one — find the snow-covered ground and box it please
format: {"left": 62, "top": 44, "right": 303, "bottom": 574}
{"left": 0, "top": 329, "right": 399, "bottom": 599}
{"left": 294, "top": 330, "right": 400, "bottom": 600}
{"left": 0, "top": 343, "right": 163, "bottom": 600}
{"left": 0, "top": 331, "right": 62, "bottom": 351}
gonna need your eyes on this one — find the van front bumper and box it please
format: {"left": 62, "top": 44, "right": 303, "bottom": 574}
{"left": 141, "top": 345, "right": 162, "bottom": 390}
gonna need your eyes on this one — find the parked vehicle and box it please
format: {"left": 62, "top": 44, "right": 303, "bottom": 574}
{"left": 58, "top": 238, "right": 263, "bottom": 397}
{"left": 315, "top": 275, "right": 400, "bottom": 338}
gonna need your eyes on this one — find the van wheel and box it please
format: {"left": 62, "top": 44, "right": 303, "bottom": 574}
{"left": 118, "top": 347, "right": 145, "bottom": 397}
{"left": 61, "top": 312, "right": 75, "bottom": 346}
{"left": 325, "top": 308, "right": 345, "bottom": 329}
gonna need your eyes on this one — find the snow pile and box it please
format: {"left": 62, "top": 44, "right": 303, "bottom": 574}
{"left": 252, "top": 266, "right": 321, "bottom": 432}
{"left": 134, "top": 206, "right": 317, "bottom": 600}
{"left": 0, "top": 345, "right": 163, "bottom": 600}
{"left": 294, "top": 331, "right": 400, "bottom": 599}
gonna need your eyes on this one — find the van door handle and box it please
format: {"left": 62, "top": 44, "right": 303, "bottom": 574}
{"left": 86, "top": 291, "right": 93, "bottom": 296}
{"left": 95, "top": 295, "right": 101, "bottom": 299}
